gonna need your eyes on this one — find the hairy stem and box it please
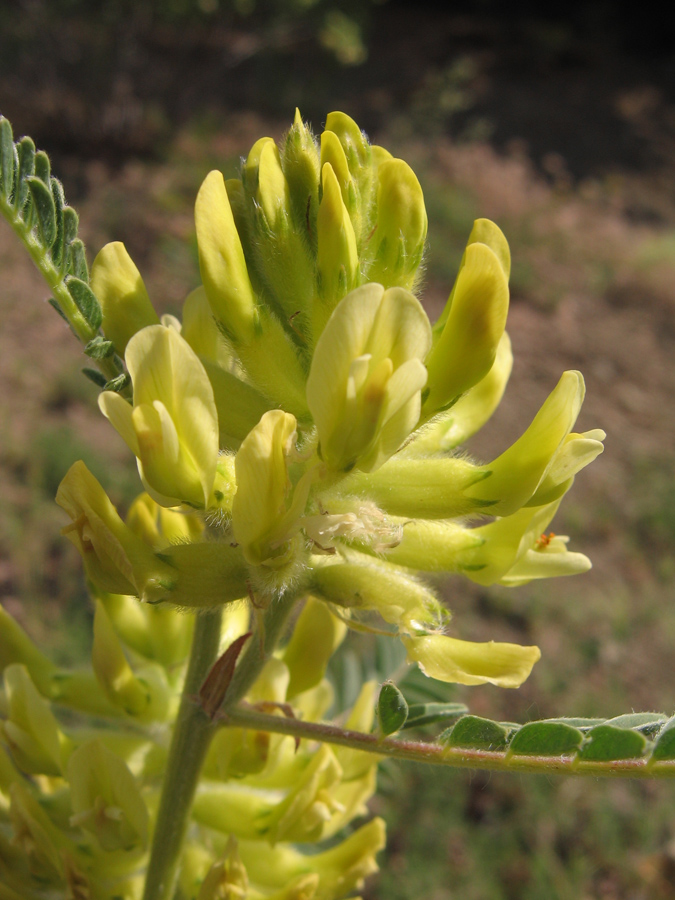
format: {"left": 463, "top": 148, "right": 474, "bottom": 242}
{"left": 142, "top": 610, "right": 223, "bottom": 900}
{"left": 223, "top": 707, "right": 675, "bottom": 780}
{"left": 142, "top": 592, "right": 298, "bottom": 900}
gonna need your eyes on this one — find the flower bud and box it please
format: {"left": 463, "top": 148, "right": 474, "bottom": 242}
{"left": 424, "top": 241, "right": 509, "bottom": 417}
{"left": 306, "top": 283, "right": 431, "bottom": 472}
{"left": 402, "top": 633, "right": 541, "bottom": 687}
{"left": 245, "top": 138, "right": 315, "bottom": 324}
{"left": 67, "top": 739, "right": 149, "bottom": 852}
{"left": 282, "top": 108, "right": 321, "bottom": 250}
{"left": 283, "top": 597, "right": 347, "bottom": 698}
{"left": 320, "top": 130, "right": 354, "bottom": 213}
{"left": 368, "top": 159, "right": 427, "bottom": 291}
{"left": 325, "top": 111, "right": 373, "bottom": 237}
{"left": 232, "top": 410, "right": 304, "bottom": 567}
{"left": 0, "top": 664, "right": 65, "bottom": 775}
{"left": 56, "top": 461, "right": 176, "bottom": 599}
{"left": 90, "top": 241, "right": 160, "bottom": 355}
{"left": 195, "top": 169, "right": 258, "bottom": 343}
{"left": 310, "top": 552, "right": 445, "bottom": 634}
{"left": 315, "top": 162, "right": 359, "bottom": 332}
{"left": 432, "top": 217, "right": 511, "bottom": 339}
{"left": 98, "top": 324, "right": 219, "bottom": 508}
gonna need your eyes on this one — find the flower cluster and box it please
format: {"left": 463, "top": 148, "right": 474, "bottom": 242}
{"left": 1, "top": 110, "right": 603, "bottom": 899}
{"left": 0, "top": 576, "right": 383, "bottom": 899}
{"left": 67, "top": 109, "right": 602, "bottom": 685}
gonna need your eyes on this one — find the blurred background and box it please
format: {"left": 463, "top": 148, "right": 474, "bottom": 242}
{"left": 2, "top": 1, "right": 675, "bottom": 897}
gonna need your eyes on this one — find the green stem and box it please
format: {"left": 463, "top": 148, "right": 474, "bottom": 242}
{"left": 223, "top": 707, "right": 675, "bottom": 780}
{"left": 142, "top": 610, "right": 223, "bottom": 900}
{"left": 142, "top": 592, "right": 298, "bottom": 900}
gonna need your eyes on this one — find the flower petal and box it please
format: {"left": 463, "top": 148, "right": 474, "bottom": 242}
{"left": 403, "top": 634, "right": 541, "bottom": 688}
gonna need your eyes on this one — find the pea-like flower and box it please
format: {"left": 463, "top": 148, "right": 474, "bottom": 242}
{"left": 98, "top": 324, "right": 219, "bottom": 508}
{"left": 307, "top": 282, "right": 431, "bottom": 473}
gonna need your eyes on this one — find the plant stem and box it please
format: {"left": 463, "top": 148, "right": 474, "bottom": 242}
{"left": 142, "top": 609, "right": 223, "bottom": 900}
{"left": 142, "top": 592, "right": 298, "bottom": 900}
{"left": 223, "top": 707, "right": 675, "bottom": 780}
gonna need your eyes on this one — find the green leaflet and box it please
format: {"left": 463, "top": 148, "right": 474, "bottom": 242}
{"left": 66, "top": 276, "right": 103, "bottom": 331}
{"left": 34, "top": 148, "right": 51, "bottom": 185}
{"left": 82, "top": 367, "right": 109, "bottom": 388}
{"left": 69, "top": 238, "right": 89, "bottom": 281}
{"left": 50, "top": 177, "right": 66, "bottom": 266}
{"left": 651, "top": 717, "right": 675, "bottom": 761}
{"left": 435, "top": 711, "right": 675, "bottom": 767}
{"left": 63, "top": 205, "right": 79, "bottom": 247}
{"left": 441, "top": 715, "right": 511, "bottom": 751}
{"left": 578, "top": 724, "right": 647, "bottom": 762}
{"left": 378, "top": 682, "right": 408, "bottom": 735}
{"left": 0, "top": 116, "right": 14, "bottom": 199}
{"left": 15, "top": 137, "right": 35, "bottom": 211}
{"left": 26, "top": 175, "right": 57, "bottom": 247}
{"left": 84, "top": 336, "right": 116, "bottom": 360}
{"left": 508, "top": 721, "right": 583, "bottom": 756}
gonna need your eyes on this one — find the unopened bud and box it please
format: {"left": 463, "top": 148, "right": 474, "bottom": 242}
{"left": 315, "top": 162, "right": 358, "bottom": 330}
{"left": 282, "top": 109, "right": 321, "bottom": 250}
{"left": 424, "top": 242, "right": 509, "bottom": 417}
{"left": 368, "top": 159, "right": 427, "bottom": 291}
{"left": 195, "top": 170, "right": 258, "bottom": 343}
{"left": 90, "top": 242, "right": 160, "bottom": 355}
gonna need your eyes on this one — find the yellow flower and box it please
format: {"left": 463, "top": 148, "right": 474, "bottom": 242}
{"left": 307, "top": 283, "right": 431, "bottom": 472}
{"left": 98, "top": 324, "right": 219, "bottom": 507}
{"left": 402, "top": 634, "right": 541, "bottom": 688}
{"left": 232, "top": 410, "right": 306, "bottom": 567}
{"left": 90, "top": 241, "right": 160, "bottom": 355}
